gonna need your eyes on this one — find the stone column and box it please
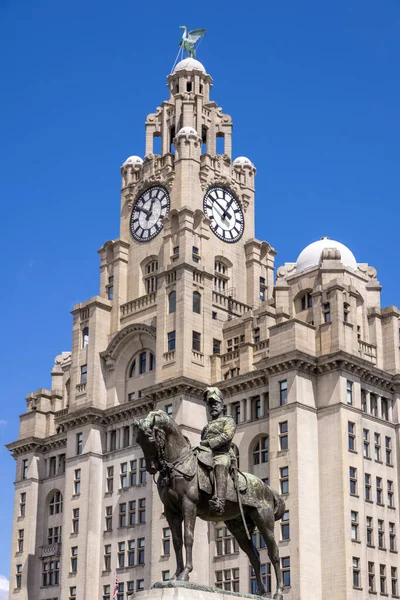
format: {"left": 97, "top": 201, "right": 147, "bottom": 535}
{"left": 240, "top": 398, "right": 246, "bottom": 423}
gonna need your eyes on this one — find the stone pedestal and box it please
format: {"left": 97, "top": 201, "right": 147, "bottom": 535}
{"left": 141, "top": 581, "right": 272, "bottom": 600}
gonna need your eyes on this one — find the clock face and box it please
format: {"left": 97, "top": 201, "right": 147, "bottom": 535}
{"left": 203, "top": 186, "right": 244, "bottom": 243}
{"left": 130, "top": 186, "right": 170, "bottom": 242}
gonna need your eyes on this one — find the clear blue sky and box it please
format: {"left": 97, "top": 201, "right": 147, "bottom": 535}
{"left": 1, "top": 0, "right": 399, "bottom": 588}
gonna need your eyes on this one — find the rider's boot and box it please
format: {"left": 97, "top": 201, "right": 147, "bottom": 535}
{"left": 209, "top": 464, "right": 227, "bottom": 515}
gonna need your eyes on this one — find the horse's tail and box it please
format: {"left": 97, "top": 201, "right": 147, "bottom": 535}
{"left": 271, "top": 487, "right": 286, "bottom": 521}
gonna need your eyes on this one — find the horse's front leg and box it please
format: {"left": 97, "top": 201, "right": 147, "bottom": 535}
{"left": 177, "top": 496, "right": 197, "bottom": 581}
{"left": 164, "top": 507, "right": 184, "bottom": 580}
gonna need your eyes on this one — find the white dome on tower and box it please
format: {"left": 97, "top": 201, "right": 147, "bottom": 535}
{"left": 296, "top": 237, "right": 357, "bottom": 273}
{"left": 175, "top": 126, "right": 200, "bottom": 140}
{"left": 233, "top": 156, "right": 254, "bottom": 168}
{"left": 122, "top": 156, "right": 143, "bottom": 167}
{"left": 173, "top": 58, "right": 206, "bottom": 74}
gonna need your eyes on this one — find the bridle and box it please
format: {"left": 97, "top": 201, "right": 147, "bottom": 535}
{"left": 150, "top": 425, "right": 192, "bottom": 487}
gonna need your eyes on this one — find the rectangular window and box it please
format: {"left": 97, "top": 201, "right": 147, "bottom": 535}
{"left": 120, "top": 462, "right": 128, "bottom": 489}
{"left": 74, "top": 469, "right": 81, "bottom": 495}
{"left": 58, "top": 453, "right": 66, "bottom": 475}
{"left": 165, "top": 404, "right": 173, "bottom": 417}
{"left": 282, "top": 557, "right": 290, "bottom": 587}
{"left": 389, "top": 522, "right": 396, "bottom": 552}
{"left": 167, "top": 331, "right": 176, "bottom": 352}
{"left": 250, "top": 564, "right": 271, "bottom": 595}
{"left": 392, "top": 567, "right": 398, "bottom": 597}
{"left": 378, "top": 519, "right": 385, "bottom": 549}
{"left": 106, "top": 466, "right": 114, "bottom": 492}
{"left": 80, "top": 364, "right": 87, "bottom": 384}
{"left": 17, "top": 529, "right": 24, "bottom": 553}
{"left": 370, "top": 394, "right": 378, "bottom": 417}
{"left": 22, "top": 459, "right": 28, "bottom": 480}
{"left": 349, "top": 467, "right": 357, "bottom": 495}
{"left": 136, "top": 580, "right": 144, "bottom": 592}
{"left": 363, "top": 428, "right": 370, "bottom": 458}
{"left": 103, "top": 584, "right": 111, "bottom": 600}
{"left": 352, "top": 557, "right": 360, "bottom": 589}
{"left": 366, "top": 516, "right": 373, "bottom": 546}
{"left": 374, "top": 432, "right": 381, "bottom": 461}
{"left": 346, "top": 380, "right": 353, "bottom": 405}
{"left": 348, "top": 422, "right": 355, "bottom": 451}
{"left": 381, "top": 397, "right": 389, "bottom": 420}
{"left": 119, "top": 502, "right": 127, "bottom": 528}
{"left": 105, "top": 506, "right": 112, "bottom": 531}
{"left": 70, "top": 586, "right": 77, "bottom": 600}
{"left": 192, "top": 246, "right": 200, "bottom": 263}
{"left": 162, "top": 527, "right": 171, "bottom": 555}
{"left": 322, "top": 302, "right": 331, "bottom": 323}
{"left": 368, "top": 562, "right": 375, "bottom": 593}
{"left": 72, "top": 508, "right": 79, "bottom": 533}
{"left": 279, "top": 421, "right": 288, "bottom": 450}
{"left": 150, "top": 352, "right": 156, "bottom": 371}
{"left": 215, "top": 568, "right": 240, "bottom": 592}
{"left": 361, "top": 391, "right": 367, "bottom": 412}
{"left": 138, "top": 538, "right": 145, "bottom": 564}
{"left": 259, "top": 277, "right": 266, "bottom": 301}
{"left": 49, "top": 456, "right": 56, "bottom": 477}
{"left": 162, "top": 570, "right": 170, "bottom": 581}
{"left": 139, "top": 458, "right": 147, "bottom": 483}
{"left": 128, "top": 392, "right": 135, "bottom": 401}
{"left": 192, "top": 331, "right": 201, "bottom": 352}
{"left": 213, "top": 338, "right": 221, "bottom": 354}
{"left": 20, "top": 493, "right": 26, "bottom": 517}
{"left": 129, "top": 460, "right": 137, "bottom": 486}
{"left": 281, "top": 511, "right": 290, "bottom": 540}
{"left": 107, "top": 276, "right": 114, "bottom": 300}
{"left": 48, "top": 526, "right": 61, "bottom": 544}
{"left": 380, "top": 564, "right": 387, "bottom": 595}
{"left": 139, "top": 351, "right": 147, "bottom": 374}
{"left": 233, "top": 403, "right": 240, "bottom": 425}
{"left": 139, "top": 498, "right": 146, "bottom": 523}
{"left": 388, "top": 480, "right": 394, "bottom": 508}
{"left": 16, "top": 564, "right": 22, "bottom": 589}
{"left": 41, "top": 559, "right": 60, "bottom": 586}
{"left": 376, "top": 477, "right": 383, "bottom": 504}
{"left": 279, "top": 380, "right": 288, "bottom": 406}
{"left": 129, "top": 501, "right": 136, "bottom": 526}
{"left": 385, "top": 436, "right": 392, "bottom": 465}
{"left": 76, "top": 432, "right": 83, "bottom": 455}
{"left": 212, "top": 311, "right": 217, "bottom": 320}
{"left": 215, "top": 526, "right": 239, "bottom": 556}
{"left": 280, "top": 467, "right": 289, "bottom": 495}
{"left": 365, "top": 473, "right": 371, "bottom": 501}
{"left": 128, "top": 540, "right": 135, "bottom": 566}
{"left": 109, "top": 430, "right": 117, "bottom": 451}
{"left": 350, "top": 511, "right": 358, "bottom": 541}
{"left": 117, "top": 582, "right": 125, "bottom": 600}
{"left": 118, "top": 541, "right": 125, "bottom": 568}
{"left": 71, "top": 547, "right": 78, "bottom": 573}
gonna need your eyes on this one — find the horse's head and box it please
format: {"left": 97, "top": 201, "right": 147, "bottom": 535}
{"left": 133, "top": 410, "right": 170, "bottom": 475}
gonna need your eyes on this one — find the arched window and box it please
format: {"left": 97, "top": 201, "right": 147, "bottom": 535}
{"left": 129, "top": 360, "right": 136, "bottom": 378}
{"left": 253, "top": 436, "right": 269, "bottom": 465}
{"left": 49, "top": 491, "right": 63, "bottom": 515}
{"left": 150, "top": 352, "right": 156, "bottom": 371}
{"left": 169, "top": 291, "right": 176, "bottom": 314}
{"left": 301, "top": 293, "right": 313, "bottom": 311}
{"left": 193, "top": 292, "right": 201, "bottom": 314}
{"left": 82, "top": 327, "right": 89, "bottom": 348}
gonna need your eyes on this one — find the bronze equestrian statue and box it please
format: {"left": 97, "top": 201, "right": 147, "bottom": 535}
{"left": 133, "top": 386, "right": 285, "bottom": 599}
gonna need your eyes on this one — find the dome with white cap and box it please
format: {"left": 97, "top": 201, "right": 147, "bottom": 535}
{"left": 233, "top": 156, "right": 254, "bottom": 168}
{"left": 122, "top": 156, "right": 143, "bottom": 167}
{"left": 173, "top": 58, "right": 206, "bottom": 74}
{"left": 296, "top": 237, "right": 357, "bottom": 273}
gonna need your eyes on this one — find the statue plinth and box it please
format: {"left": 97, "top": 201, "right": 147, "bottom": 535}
{"left": 143, "top": 581, "right": 272, "bottom": 600}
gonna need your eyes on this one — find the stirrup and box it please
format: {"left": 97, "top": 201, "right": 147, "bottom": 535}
{"left": 209, "top": 495, "right": 225, "bottom": 515}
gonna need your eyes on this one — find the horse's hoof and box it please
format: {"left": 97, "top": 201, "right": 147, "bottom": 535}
{"left": 177, "top": 570, "right": 190, "bottom": 582}
{"left": 273, "top": 593, "right": 283, "bottom": 600}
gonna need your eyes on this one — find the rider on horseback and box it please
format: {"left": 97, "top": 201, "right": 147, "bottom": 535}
{"left": 200, "top": 387, "right": 236, "bottom": 515}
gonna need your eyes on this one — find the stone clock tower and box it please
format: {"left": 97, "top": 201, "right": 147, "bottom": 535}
{"left": 96, "top": 56, "right": 276, "bottom": 401}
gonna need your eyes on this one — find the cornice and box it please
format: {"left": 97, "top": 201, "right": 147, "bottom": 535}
{"left": 6, "top": 434, "right": 67, "bottom": 458}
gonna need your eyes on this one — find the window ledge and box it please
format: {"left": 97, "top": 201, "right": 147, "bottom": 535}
{"left": 389, "top": 549, "right": 398, "bottom": 554}
{"left": 70, "top": 533, "right": 78, "bottom": 539}
{"left": 388, "top": 505, "right": 396, "bottom": 510}
{"left": 365, "top": 499, "right": 373, "bottom": 504}
{"left": 68, "top": 572, "right": 77, "bottom": 577}
{"left": 352, "top": 540, "right": 361, "bottom": 544}
{"left": 102, "top": 570, "right": 111, "bottom": 575}
{"left": 104, "top": 491, "right": 113, "bottom": 497}
{"left": 350, "top": 494, "right": 360, "bottom": 498}
{"left": 367, "top": 544, "right": 375, "bottom": 549}
{"left": 364, "top": 456, "right": 372, "bottom": 461}
{"left": 71, "top": 494, "right": 80, "bottom": 500}
{"left": 279, "top": 539, "right": 290, "bottom": 546}
{"left": 376, "top": 503, "right": 385, "bottom": 507}
{"left": 352, "top": 587, "right": 363, "bottom": 591}
{"left": 378, "top": 546, "right": 386, "bottom": 552}
{"left": 348, "top": 449, "right": 358, "bottom": 454}
{"left": 375, "top": 460, "right": 383, "bottom": 465}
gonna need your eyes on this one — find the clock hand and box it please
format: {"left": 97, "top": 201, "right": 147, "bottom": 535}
{"left": 221, "top": 198, "right": 234, "bottom": 220}
{"left": 146, "top": 198, "right": 156, "bottom": 220}
{"left": 214, "top": 199, "right": 231, "bottom": 220}
{"left": 137, "top": 206, "right": 151, "bottom": 217}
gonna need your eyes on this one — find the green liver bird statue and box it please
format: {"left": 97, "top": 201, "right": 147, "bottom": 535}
{"left": 179, "top": 26, "right": 206, "bottom": 58}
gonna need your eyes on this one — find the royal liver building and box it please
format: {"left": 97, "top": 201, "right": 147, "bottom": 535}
{"left": 7, "top": 57, "right": 400, "bottom": 600}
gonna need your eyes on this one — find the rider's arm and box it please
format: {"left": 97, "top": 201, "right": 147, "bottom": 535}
{"left": 207, "top": 417, "right": 236, "bottom": 450}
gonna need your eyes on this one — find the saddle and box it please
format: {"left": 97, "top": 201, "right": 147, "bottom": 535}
{"left": 171, "top": 448, "right": 251, "bottom": 504}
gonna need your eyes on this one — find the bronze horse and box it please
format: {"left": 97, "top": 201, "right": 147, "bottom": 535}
{"left": 133, "top": 410, "right": 286, "bottom": 599}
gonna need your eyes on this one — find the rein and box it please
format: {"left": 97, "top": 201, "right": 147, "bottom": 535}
{"left": 153, "top": 427, "right": 192, "bottom": 486}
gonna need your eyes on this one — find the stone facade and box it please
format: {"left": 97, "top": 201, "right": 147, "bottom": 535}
{"left": 7, "top": 58, "right": 400, "bottom": 600}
